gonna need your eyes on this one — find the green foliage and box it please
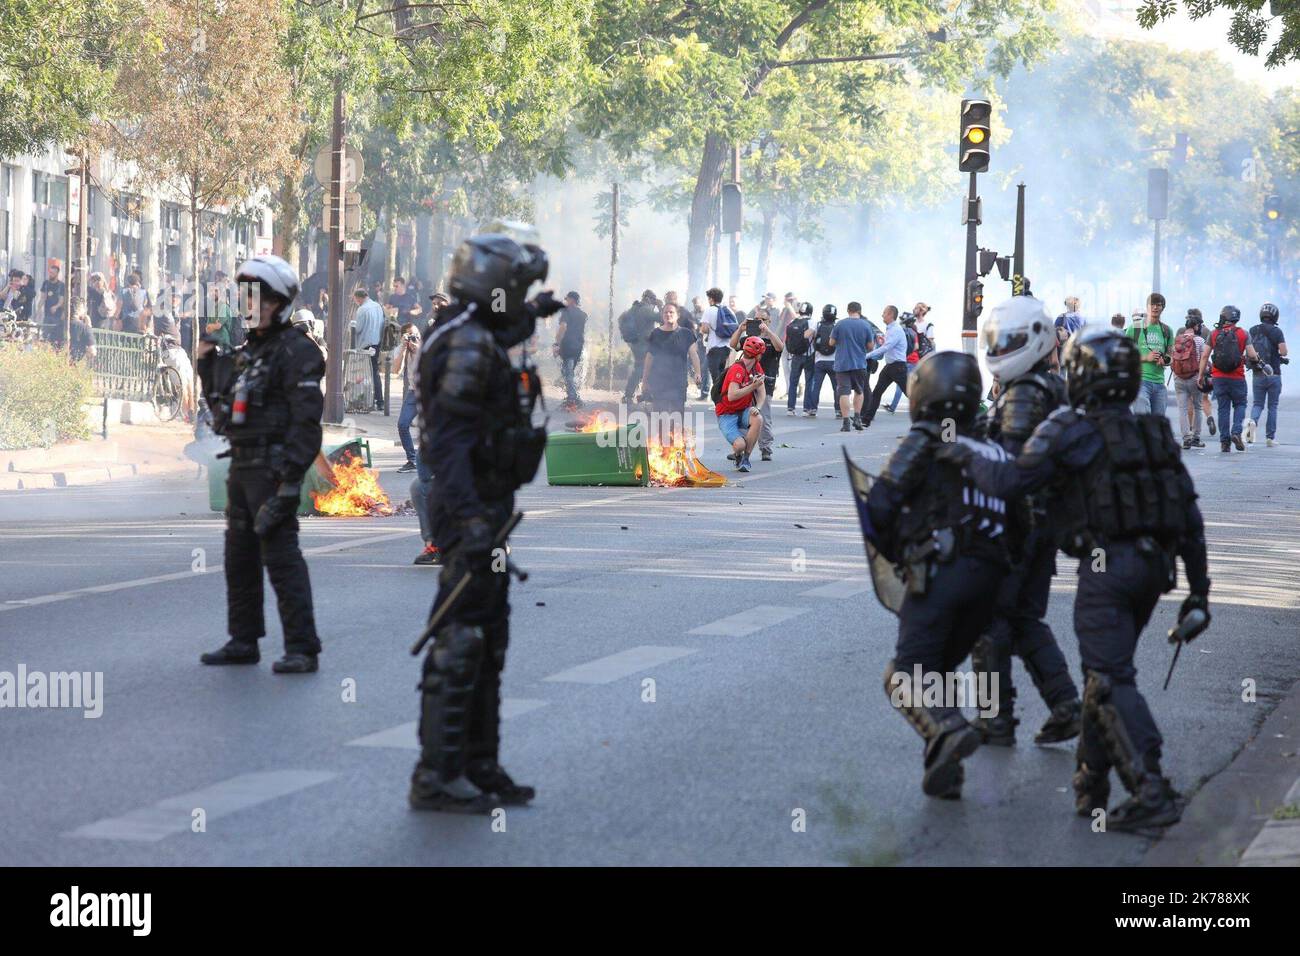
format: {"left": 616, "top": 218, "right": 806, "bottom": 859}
{"left": 1137, "top": 0, "right": 1300, "bottom": 68}
{"left": 0, "top": 0, "right": 147, "bottom": 159}
{"left": 0, "top": 345, "right": 93, "bottom": 450}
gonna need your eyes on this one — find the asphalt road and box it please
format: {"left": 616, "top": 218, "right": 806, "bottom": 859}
{"left": 2, "top": 392, "right": 1298, "bottom": 866}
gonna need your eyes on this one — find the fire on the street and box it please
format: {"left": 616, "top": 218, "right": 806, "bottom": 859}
{"left": 577, "top": 413, "right": 725, "bottom": 487}
{"left": 311, "top": 454, "right": 393, "bottom": 516}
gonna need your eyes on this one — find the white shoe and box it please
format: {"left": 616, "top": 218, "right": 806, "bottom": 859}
{"left": 1245, "top": 419, "right": 1257, "bottom": 444}
{"left": 1267, "top": 438, "right": 1275, "bottom": 447}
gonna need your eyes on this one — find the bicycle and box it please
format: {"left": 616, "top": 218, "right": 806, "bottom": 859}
{"left": 144, "top": 332, "right": 185, "bottom": 422}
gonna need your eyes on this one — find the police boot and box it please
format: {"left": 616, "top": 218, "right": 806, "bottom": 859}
{"left": 200, "top": 639, "right": 260, "bottom": 666}
{"left": 1035, "top": 698, "right": 1082, "bottom": 745}
{"left": 408, "top": 766, "right": 495, "bottom": 814}
{"left": 272, "top": 652, "right": 318, "bottom": 674}
{"left": 969, "top": 635, "right": 1018, "bottom": 746}
{"left": 467, "top": 759, "right": 535, "bottom": 805}
{"left": 1108, "top": 765, "right": 1183, "bottom": 833}
{"left": 884, "top": 660, "right": 980, "bottom": 799}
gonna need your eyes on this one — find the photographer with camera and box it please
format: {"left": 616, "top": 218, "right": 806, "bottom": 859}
{"left": 1127, "top": 293, "right": 1174, "bottom": 417}
{"left": 1245, "top": 303, "right": 1287, "bottom": 447}
{"left": 392, "top": 322, "right": 424, "bottom": 473}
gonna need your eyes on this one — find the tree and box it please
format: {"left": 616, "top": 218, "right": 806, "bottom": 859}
{"left": 1137, "top": 0, "right": 1300, "bottom": 68}
{"left": 0, "top": 0, "right": 146, "bottom": 160}
{"left": 582, "top": 0, "right": 1056, "bottom": 297}
{"left": 110, "top": 0, "right": 301, "bottom": 366}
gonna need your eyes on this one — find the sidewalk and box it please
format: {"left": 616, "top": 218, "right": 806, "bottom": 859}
{"left": 0, "top": 422, "right": 199, "bottom": 489}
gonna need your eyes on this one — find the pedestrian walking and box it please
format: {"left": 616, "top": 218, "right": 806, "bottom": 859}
{"left": 859, "top": 305, "right": 910, "bottom": 429}
{"left": 1245, "top": 303, "right": 1287, "bottom": 447}
{"left": 553, "top": 291, "right": 587, "bottom": 410}
{"left": 1170, "top": 314, "right": 1206, "bottom": 449}
{"left": 1127, "top": 293, "right": 1173, "bottom": 417}
{"left": 350, "top": 287, "right": 386, "bottom": 411}
{"left": 784, "top": 302, "right": 815, "bottom": 415}
{"left": 1200, "top": 305, "right": 1258, "bottom": 452}
{"left": 804, "top": 304, "right": 839, "bottom": 417}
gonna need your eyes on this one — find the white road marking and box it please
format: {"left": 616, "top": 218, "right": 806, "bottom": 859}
{"left": 542, "top": 646, "right": 697, "bottom": 684}
{"left": 688, "top": 605, "right": 807, "bottom": 636}
{"left": 345, "top": 698, "right": 551, "bottom": 750}
{"left": 799, "top": 578, "right": 872, "bottom": 598}
{"left": 65, "top": 770, "right": 336, "bottom": 842}
{"left": 0, "top": 530, "right": 417, "bottom": 612}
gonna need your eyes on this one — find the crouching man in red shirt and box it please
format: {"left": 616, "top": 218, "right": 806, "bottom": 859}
{"left": 715, "top": 336, "right": 767, "bottom": 473}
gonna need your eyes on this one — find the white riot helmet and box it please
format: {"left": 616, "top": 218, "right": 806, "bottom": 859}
{"left": 234, "top": 254, "right": 300, "bottom": 330}
{"left": 981, "top": 295, "right": 1057, "bottom": 382}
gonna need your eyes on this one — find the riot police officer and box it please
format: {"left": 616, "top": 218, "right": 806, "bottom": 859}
{"left": 971, "top": 295, "right": 1081, "bottom": 746}
{"left": 941, "top": 327, "right": 1211, "bottom": 832}
{"left": 860, "top": 351, "right": 1013, "bottom": 800}
{"left": 409, "top": 234, "right": 563, "bottom": 813}
{"left": 196, "top": 255, "right": 325, "bottom": 673}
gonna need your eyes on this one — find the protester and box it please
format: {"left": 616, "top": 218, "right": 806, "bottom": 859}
{"left": 784, "top": 302, "right": 814, "bottom": 415}
{"left": 859, "top": 305, "right": 910, "bottom": 430}
{"left": 618, "top": 289, "right": 660, "bottom": 403}
{"left": 805, "top": 304, "right": 839, "bottom": 417}
{"left": 388, "top": 276, "right": 422, "bottom": 326}
{"left": 392, "top": 322, "right": 423, "bottom": 472}
{"left": 119, "top": 272, "right": 149, "bottom": 333}
{"left": 553, "top": 291, "right": 587, "bottom": 410}
{"left": 714, "top": 336, "right": 766, "bottom": 473}
{"left": 1170, "top": 314, "right": 1206, "bottom": 449}
{"left": 829, "top": 302, "right": 874, "bottom": 431}
{"left": 1246, "top": 303, "right": 1287, "bottom": 447}
{"left": 1128, "top": 292, "right": 1173, "bottom": 416}
{"left": 1055, "top": 295, "right": 1085, "bottom": 347}
{"left": 37, "top": 259, "right": 66, "bottom": 346}
{"left": 700, "top": 287, "right": 739, "bottom": 392}
{"left": 1200, "top": 305, "right": 1258, "bottom": 452}
{"left": 350, "top": 286, "right": 386, "bottom": 411}
{"left": 729, "top": 305, "right": 782, "bottom": 460}
{"left": 642, "top": 302, "right": 700, "bottom": 445}
{"left": 3, "top": 269, "right": 33, "bottom": 320}
{"left": 1186, "top": 309, "right": 1216, "bottom": 436}
{"left": 886, "top": 312, "right": 922, "bottom": 414}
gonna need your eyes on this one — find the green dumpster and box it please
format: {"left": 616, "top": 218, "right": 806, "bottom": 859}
{"left": 545, "top": 425, "right": 649, "bottom": 486}
{"left": 208, "top": 438, "right": 373, "bottom": 513}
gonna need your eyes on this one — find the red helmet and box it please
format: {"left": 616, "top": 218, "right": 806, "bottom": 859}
{"left": 742, "top": 335, "right": 766, "bottom": 358}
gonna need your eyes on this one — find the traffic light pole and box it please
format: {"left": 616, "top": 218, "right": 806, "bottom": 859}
{"left": 324, "top": 78, "right": 346, "bottom": 425}
{"left": 962, "top": 171, "right": 979, "bottom": 356}
{"left": 729, "top": 145, "right": 740, "bottom": 294}
{"left": 1152, "top": 219, "right": 1161, "bottom": 295}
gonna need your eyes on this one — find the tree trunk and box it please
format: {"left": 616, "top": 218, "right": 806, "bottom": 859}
{"left": 272, "top": 170, "right": 300, "bottom": 267}
{"left": 754, "top": 208, "right": 776, "bottom": 302}
{"left": 415, "top": 212, "right": 432, "bottom": 285}
{"left": 430, "top": 207, "right": 448, "bottom": 292}
{"left": 688, "top": 132, "right": 729, "bottom": 299}
{"left": 189, "top": 190, "right": 201, "bottom": 381}
{"left": 383, "top": 208, "right": 397, "bottom": 292}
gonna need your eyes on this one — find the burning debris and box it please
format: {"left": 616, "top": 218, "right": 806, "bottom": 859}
{"left": 552, "top": 411, "right": 726, "bottom": 487}
{"left": 311, "top": 454, "right": 393, "bottom": 516}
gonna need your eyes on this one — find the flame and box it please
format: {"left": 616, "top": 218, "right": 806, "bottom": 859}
{"left": 577, "top": 412, "right": 618, "bottom": 433}
{"left": 311, "top": 454, "right": 393, "bottom": 516}
{"left": 646, "top": 436, "right": 728, "bottom": 488}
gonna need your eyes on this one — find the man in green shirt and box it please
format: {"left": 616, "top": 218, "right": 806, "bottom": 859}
{"left": 1129, "top": 292, "right": 1173, "bottom": 417}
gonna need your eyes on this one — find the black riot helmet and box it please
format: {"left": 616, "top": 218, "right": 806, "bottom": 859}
{"left": 1062, "top": 326, "right": 1140, "bottom": 408}
{"left": 821, "top": 303, "right": 838, "bottom": 321}
{"left": 908, "top": 350, "right": 983, "bottom": 428}
{"left": 798, "top": 301, "right": 814, "bottom": 318}
{"left": 448, "top": 234, "right": 549, "bottom": 319}
{"left": 1219, "top": 305, "right": 1241, "bottom": 327}
{"left": 1260, "top": 302, "right": 1280, "bottom": 324}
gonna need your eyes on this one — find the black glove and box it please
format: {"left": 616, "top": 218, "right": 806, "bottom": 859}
{"left": 253, "top": 483, "right": 300, "bottom": 537}
{"left": 1174, "top": 592, "right": 1211, "bottom": 644}
{"left": 528, "top": 291, "right": 565, "bottom": 319}
{"left": 457, "top": 515, "right": 494, "bottom": 564}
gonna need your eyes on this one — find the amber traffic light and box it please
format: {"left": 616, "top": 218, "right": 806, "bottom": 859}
{"left": 960, "top": 99, "right": 991, "bottom": 173}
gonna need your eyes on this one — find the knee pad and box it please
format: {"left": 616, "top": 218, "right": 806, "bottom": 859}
{"left": 1083, "top": 670, "right": 1142, "bottom": 792}
{"left": 432, "top": 623, "right": 484, "bottom": 681}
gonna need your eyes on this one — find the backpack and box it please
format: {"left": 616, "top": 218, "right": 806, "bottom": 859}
{"left": 1170, "top": 331, "right": 1199, "bottom": 379}
{"left": 617, "top": 306, "right": 638, "bottom": 344}
{"left": 813, "top": 320, "right": 835, "bottom": 357}
{"left": 710, "top": 356, "right": 736, "bottom": 405}
{"left": 904, "top": 326, "right": 918, "bottom": 355}
{"left": 713, "top": 304, "right": 739, "bottom": 341}
{"left": 915, "top": 324, "right": 935, "bottom": 358}
{"left": 380, "top": 315, "right": 402, "bottom": 352}
{"left": 785, "top": 318, "right": 810, "bottom": 355}
{"left": 1250, "top": 326, "right": 1277, "bottom": 369}
{"left": 1211, "top": 326, "right": 1243, "bottom": 373}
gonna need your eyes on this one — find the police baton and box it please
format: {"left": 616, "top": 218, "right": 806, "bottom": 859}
{"left": 409, "top": 512, "right": 525, "bottom": 656}
{"left": 1163, "top": 607, "right": 1209, "bottom": 690}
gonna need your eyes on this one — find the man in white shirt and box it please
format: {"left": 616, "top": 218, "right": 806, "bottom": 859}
{"left": 350, "top": 287, "right": 386, "bottom": 411}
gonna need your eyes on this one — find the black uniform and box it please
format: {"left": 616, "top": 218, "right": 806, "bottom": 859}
{"left": 619, "top": 299, "right": 659, "bottom": 400}
{"left": 865, "top": 422, "right": 1012, "bottom": 799}
{"left": 411, "top": 298, "right": 551, "bottom": 810}
{"left": 971, "top": 367, "right": 1081, "bottom": 745}
{"left": 197, "top": 323, "right": 325, "bottom": 659}
{"left": 956, "top": 405, "right": 1210, "bottom": 827}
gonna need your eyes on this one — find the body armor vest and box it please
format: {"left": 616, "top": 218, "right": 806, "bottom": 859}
{"left": 1057, "top": 410, "right": 1190, "bottom": 558}
{"left": 895, "top": 435, "right": 1011, "bottom": 561}
{"left": 221, "top": 333, "right": 294, "bottom": 445}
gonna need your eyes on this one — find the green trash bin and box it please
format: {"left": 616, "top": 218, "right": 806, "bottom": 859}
{"left": 544, "top": 425, "right": 649, "bottom": 486}
{"left": 208, "top": 438, "right": 372, "bottom": 513}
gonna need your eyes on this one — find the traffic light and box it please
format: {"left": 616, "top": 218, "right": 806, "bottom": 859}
{"left": 959, "top": 99, "right": 991, "bottom": 173}
{"left": 1264, "top": 194, "right": 1282, "bottom": 228}
{"left": 966, "top": 279, "right": 984, "bottom": 320}
{"left": 721, "top": 182, "right": 743, "bottom": 234}
{"left": 1172, "top": 132, "right": 1189, "bottom": 168}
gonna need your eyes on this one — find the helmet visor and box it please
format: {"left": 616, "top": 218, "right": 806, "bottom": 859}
{"left": 983, "top": 323, "right": 1029, "bottom": 357}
